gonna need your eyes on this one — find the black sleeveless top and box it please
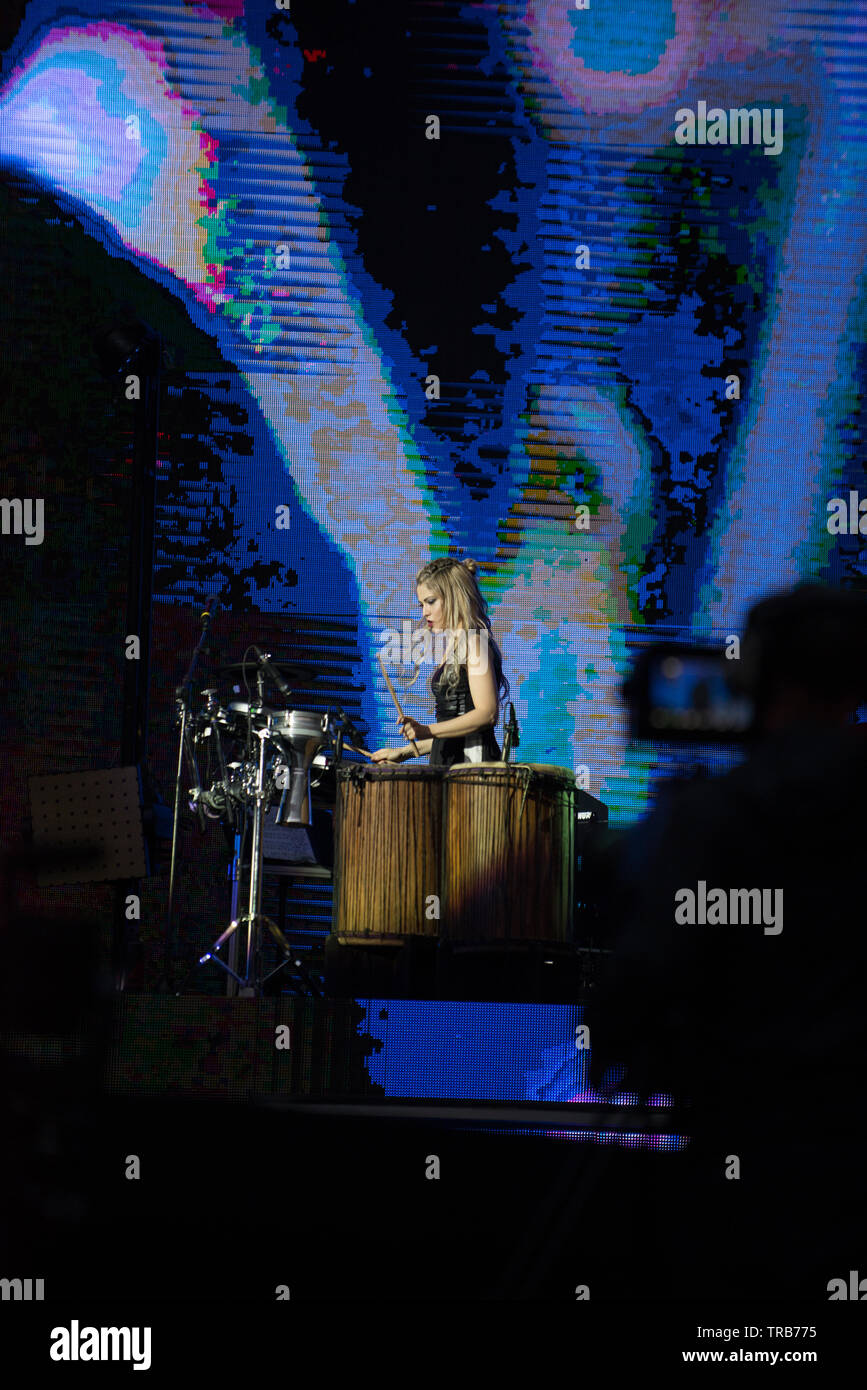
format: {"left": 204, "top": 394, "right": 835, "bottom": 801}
{"left": 429, "top": 663, "right": 502, "bottom": 768}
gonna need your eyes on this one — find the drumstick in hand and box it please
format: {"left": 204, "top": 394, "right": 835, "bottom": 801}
{"left": 377, "top": 652, "right": 420, "bottom": 756}
{"left": 346, "top": 743, "right": 376, "bottom": 761}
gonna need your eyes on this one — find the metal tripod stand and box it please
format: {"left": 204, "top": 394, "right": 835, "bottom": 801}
{"left": 198, "top": 677, "right": 294, "bottom": 997}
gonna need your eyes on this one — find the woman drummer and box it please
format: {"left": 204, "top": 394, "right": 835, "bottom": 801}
{"left": 371, "top": 557, "right": 509, "bottom": 767}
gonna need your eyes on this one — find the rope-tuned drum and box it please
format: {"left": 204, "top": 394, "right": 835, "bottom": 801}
{"left": 333, "top": 764, "right": 445, "bottom": 943}
{"left": 333, "top": 761, "right": 575, "bottom": 945}
{"left": 442, "top": 762, "right": 575, "bottom": 943}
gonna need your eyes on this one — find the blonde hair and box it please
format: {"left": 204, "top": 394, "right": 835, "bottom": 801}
{"left": 414, "top": 557, "right": 509, "bottom": 713}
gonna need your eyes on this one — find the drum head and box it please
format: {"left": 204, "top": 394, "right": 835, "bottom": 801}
{"left": 336, "top": 763, "right": 445, "bottom": 784}
{"left": 523, "top": 763, "right": 578, "bottom": 787}
{"left": 445, "top": 761, "right": 575, "bottom": 788}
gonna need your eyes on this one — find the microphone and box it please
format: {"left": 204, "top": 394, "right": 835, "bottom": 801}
{"left": 200, "top": 592, "right": 222, "bottom": 630}
{"left": 337, "top": 707, "right": 362, "bottom": 745}
{"left": 502, "top": 702, "right": 520, "bottom": 763}
{"left": 252, "top": 646, "right": 291, "bottom": 698}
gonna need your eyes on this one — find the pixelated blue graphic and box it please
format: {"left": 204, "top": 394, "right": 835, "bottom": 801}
{"left": 568, "top": 0, "right": 676, "bottom": 76}
{"left": 1, "top": 0, "right": 864, "bottom": 834}
{"left": 357, "top": 1000, "right": 589, "bottom": 1101}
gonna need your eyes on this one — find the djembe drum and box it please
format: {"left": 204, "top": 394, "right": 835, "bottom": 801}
{"left": 441, "top": 762, "right": 576, "bottom": 943}
{"left": 332, "top": 763, "right": 446, "bottom": 943}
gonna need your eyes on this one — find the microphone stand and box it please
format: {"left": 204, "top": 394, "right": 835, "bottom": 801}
{"left": 333, "top": 706, "right": 364, "bottom": 764}
{"left": 163, "top": 597, "right": 221, "bottom": 989}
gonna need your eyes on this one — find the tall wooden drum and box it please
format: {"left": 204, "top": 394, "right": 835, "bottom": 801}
{"left": 333, "top": 764, "right": 445, "bottom": 943}
{"left": 442, "top": 763, "right": 575, "bottom": 943}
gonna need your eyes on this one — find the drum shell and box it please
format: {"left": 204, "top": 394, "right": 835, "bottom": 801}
{"left": 270, "top": 710, "right": 328, "bottom": 745}
{"left": 333, "top": 764, "right": 445, "bottom": 943}
{"left": 225, "top": 705, "right": 327, "bottom": 744}
{"left": 271, "top": 711, "right": 329, "bottom": 826}
{"left": 442, "top": 763, "right": 575, "bottom": 943}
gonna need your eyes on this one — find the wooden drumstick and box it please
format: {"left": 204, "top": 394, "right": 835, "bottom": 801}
{"left": 346, "top": 742, "right": 376, "bottom": 761}
{"left": 377, "top": 651, "right": 420, "bottom": 756}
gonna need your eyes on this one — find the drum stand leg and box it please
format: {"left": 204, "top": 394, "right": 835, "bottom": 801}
{"left": 198, "top": 726, "right": 294, "bottom": 997}
{"left": 224, "top": 829, "right": 242, "bottom": 997}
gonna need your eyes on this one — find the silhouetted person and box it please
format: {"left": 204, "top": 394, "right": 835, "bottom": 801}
{"left": 589, "top": 583, "right": 867, "bottom": 1300}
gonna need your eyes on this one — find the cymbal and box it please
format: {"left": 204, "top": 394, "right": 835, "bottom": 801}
{"left": 217, "top": 660, "right": 318, "bottom": 685}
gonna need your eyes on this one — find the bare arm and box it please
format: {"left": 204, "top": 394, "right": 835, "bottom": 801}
{"left": 399, "top": 738, "right": 433, "bottom": 758}
{"left": 371, "top": 737, "right": 434, "bottom": 763}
